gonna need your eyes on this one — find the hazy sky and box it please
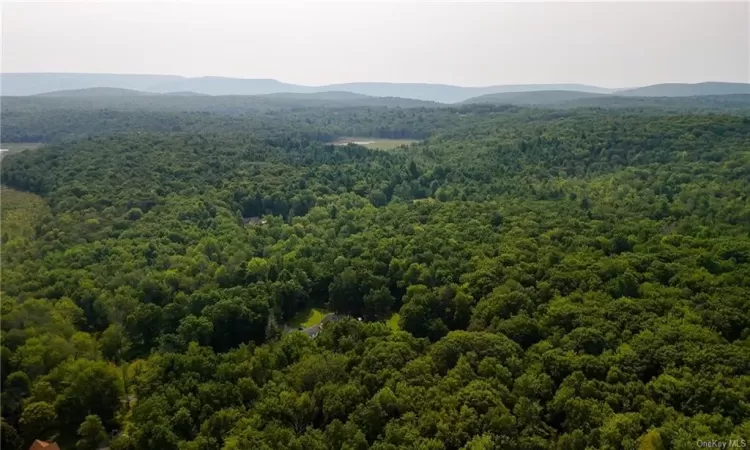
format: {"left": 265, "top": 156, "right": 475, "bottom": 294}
{"left": 2, "top": 1, "right": 748, "bottom": 87}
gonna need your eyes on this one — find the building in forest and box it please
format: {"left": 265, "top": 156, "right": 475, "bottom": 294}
{"left": 29, "top": 441, "right": 61, "bottom": 450}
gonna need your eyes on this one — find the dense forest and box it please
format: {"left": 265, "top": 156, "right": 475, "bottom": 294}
{"left": 1, "top": 100, "right": 750, "bottom": 450}
{"left": 4, "top": 94, "right": 750, "bottom": 143}
{"left": 0, "top": 101, "right": 484, "bottom": 143}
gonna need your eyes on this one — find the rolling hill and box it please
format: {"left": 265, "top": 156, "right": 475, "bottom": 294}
{"left": 34, "top": 87, "right": 154, "bottom": 97}
{"left": 618, "top": 82, "right": 750, "bottom": 97}
{"left": 34, "top": 87, "right": 210, "bottom": 97}
{"left": 1, "top": 73, "right": 613, "bottom": 102}
{"left": 144, "top": 76, "right": 306, "bottom": 96}
{"left": 163, "top": 91, "right": 209, "bottom": 97}
{"left": 5, "top": 74, "right": 749, "bottom": 104}
{"left": 0, "top": 73, "right": 183, "bottom": 96}
{"left": 318, "top": 82, "right": 614, "bottom": 103}
{"left": 461, "top": 90, "right": 608, "bottom": 105}
{"left": 256, "top": 91, "right": 372, "bottom": 101}
{"left": 558, "top": 94, "right": 750, "bottom": 113}
{"left": 461, "top": 89, "right": 750, "bottom": 113}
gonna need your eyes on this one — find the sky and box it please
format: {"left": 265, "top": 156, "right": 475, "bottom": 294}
{"left": 1, "top": 0, "right": 748, "bottom": 88}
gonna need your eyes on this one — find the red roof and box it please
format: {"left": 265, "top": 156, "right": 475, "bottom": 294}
{"left": 29, "top": 440, "right": 61, "bottom": 450}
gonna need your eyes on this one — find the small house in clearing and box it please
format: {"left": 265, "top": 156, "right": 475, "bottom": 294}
{"left": 303, "top": 322, "right": 323, "bottom": 338}
{"left": 301, "top": 314, "right": 342, "bottom": 338}
{"left": 242, "top": 216, "right": 268, "bottom": 226}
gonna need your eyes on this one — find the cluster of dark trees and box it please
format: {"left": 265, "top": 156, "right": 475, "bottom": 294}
{"left": 1, "top": 103, "right": 750, "bottom": 449}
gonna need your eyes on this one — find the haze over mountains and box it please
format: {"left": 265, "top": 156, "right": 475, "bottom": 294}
{"left": 617, "top": 82, "right": 750, "bottom": 97}
{"left": 2, "top": 73, "right": 613, "bottom": 102}
{"left": 5, "top": 73, "right": 749, "bottom": 104}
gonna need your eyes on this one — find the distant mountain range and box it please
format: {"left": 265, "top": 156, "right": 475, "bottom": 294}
{"left": 1, "top": 73, "right": 613, "bottom": 102}
{"left": 2, "top": 73, "right": 748, "bottom": 104}
{"left": 5, "top": 89, "right": 439, "bottom": 114}
{"left": 2, "top": 73, "right": 183, "bottom": 96}
{"left": 35, "top": 87, "right": 157, "bottom": 97}
{"left": 315, "top": 82, "right": 614, "bottom": 103}
{"left": 34, "top": 87, "right": 221, "bottom": 98}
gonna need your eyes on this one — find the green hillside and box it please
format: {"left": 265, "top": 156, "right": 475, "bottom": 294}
{"left": 461, "top": 90, "right": 607, "bottom": 105}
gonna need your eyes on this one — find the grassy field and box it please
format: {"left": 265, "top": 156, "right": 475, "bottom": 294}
{"left": 0, "top": 142, "right": 45, "bottom": 160}
{"left": 332, "top": 137, "right": 417, "bottom": 150}
{"left": 287, "top": 307, "right": 330, "bottom": 329}
{"left": 387, "top": 313, "right": 401, "bottom": 331}
{"left": 1, "top": 187, "right": 49, "bottom": 240}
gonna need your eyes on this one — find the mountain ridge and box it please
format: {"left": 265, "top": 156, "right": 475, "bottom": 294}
{"left": 3, "top": 73, "right": 748, "bottom": 103}
{"left": 460, "top": 90, "right": 608, "bottom": 105}
{"left": 21, "top": 87, "right": 433, "bottom": 103}
{"left": 34, "top": 87, "right": 155, "bottom": 97}
{"left": 1, "top": 73, "right": 614, "bottom": 102}
{"left": 618, "top": 82, "right": 750, "bottom": 97}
